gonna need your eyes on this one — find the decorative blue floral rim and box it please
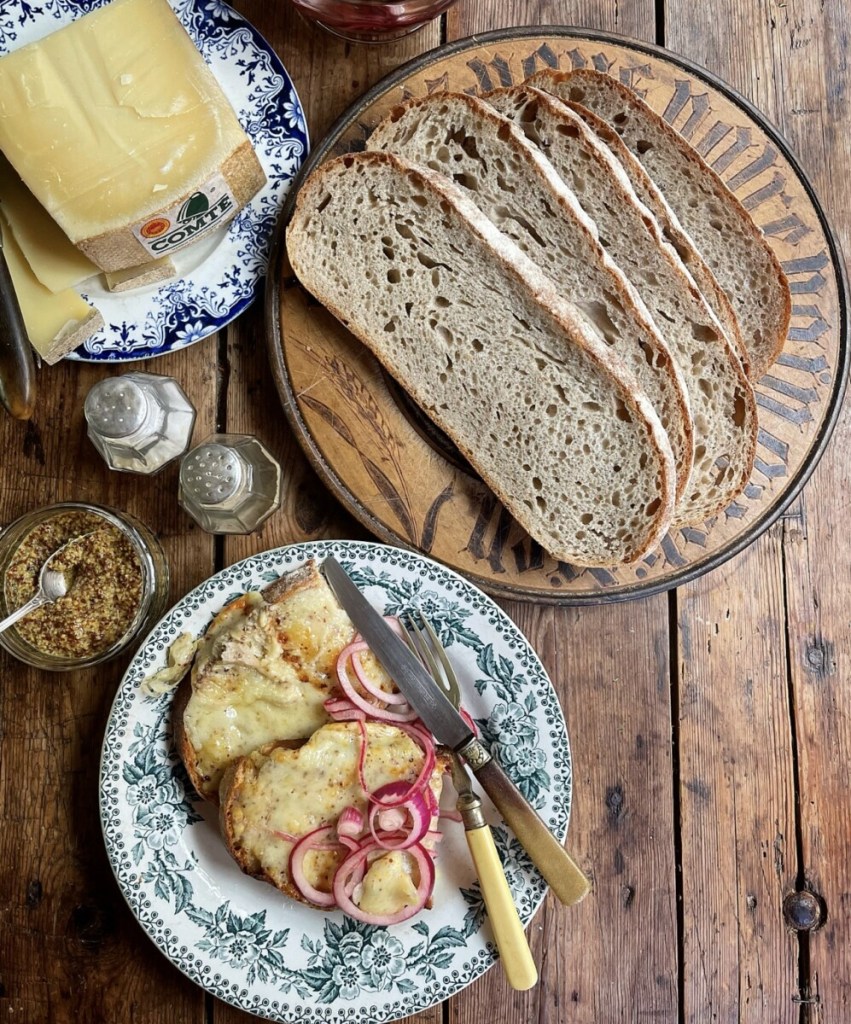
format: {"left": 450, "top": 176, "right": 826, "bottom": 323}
{"left": 0, "top": 0, "right": 308, "bottom": 362}
{"left": 99, "top": 541, "right": 572, "bottom": 1022}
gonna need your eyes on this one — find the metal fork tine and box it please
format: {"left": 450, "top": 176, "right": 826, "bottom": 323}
{"left": 419, "top": 616, "right": 461, "bottom": 706}
{"left": 400, "top": 614, "right": 453, "bottom": 699}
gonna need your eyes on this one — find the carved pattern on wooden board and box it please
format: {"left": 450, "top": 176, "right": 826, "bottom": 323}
{"left": 273, "top": 31, "right": 847, "bottom": 602}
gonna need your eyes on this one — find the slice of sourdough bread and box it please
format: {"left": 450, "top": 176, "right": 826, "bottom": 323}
{"left": 486, "top": 86, "right": 757, "bottom": 524}
{"left": 557, "top": 99, "right": 749, "bottom": 375}
{"left": 367, "top": 92, "right": 693, "bottom": 500}
{"left": 528, "top": 68, "right": 791, "bottom": 379}
{"left": 287, "top": 151, "right": 676, "bottom": 566}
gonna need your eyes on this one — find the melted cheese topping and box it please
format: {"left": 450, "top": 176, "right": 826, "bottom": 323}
{"left": 358, "top": 851, "right": 421, "bottom": 916}
{"left": 184, "top": 581, "right": 355, "bottom": 796}
{"left": 230, "top": 722, "right": 442, "bottom": 911}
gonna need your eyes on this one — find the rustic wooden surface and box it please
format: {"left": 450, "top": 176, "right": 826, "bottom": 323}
{"left": 0, "top": 1, "right": 848, "bottom": 1023}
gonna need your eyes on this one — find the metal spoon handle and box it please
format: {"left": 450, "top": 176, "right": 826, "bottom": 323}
{"left": 0, "top": 593, "right": 47, "bottom": 634}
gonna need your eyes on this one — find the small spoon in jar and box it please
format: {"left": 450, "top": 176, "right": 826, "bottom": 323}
{"left": 0, "top": 534, "right": 91, "bottom": 635}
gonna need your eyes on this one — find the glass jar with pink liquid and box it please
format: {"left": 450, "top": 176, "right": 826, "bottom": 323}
{"left": 288, "top": 0, "right": 459, "bottom": 42}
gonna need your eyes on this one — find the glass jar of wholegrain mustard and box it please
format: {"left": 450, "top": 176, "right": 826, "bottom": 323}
{"left": 0, "top": 502, "right": 168, "bottom": 671}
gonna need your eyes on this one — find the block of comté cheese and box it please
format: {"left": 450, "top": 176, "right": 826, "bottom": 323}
{"left": 0, "top": 0, "right": 266, "bottom": 272}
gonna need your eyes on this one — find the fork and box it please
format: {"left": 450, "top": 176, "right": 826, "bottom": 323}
{"left": 403, "top": 613, "right": 591, "bottom": 904}
{"left": 403, "top": 613, "right": 538, "bottom": 991}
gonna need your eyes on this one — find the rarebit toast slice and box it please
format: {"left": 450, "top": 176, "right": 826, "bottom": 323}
{"left": 219, "top": 722, "right": 450, "bottom": 911}
{"left": 175, "top": 560, "right": 355, "bottom": 802}
{"left": 287, "top": 150, "right": 676, "bottom": 567}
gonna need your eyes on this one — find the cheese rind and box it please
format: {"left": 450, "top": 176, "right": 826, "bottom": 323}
{"left": 1, "top": 213, "right": 103, "bottom": 363}
{"left": 104, "top": 256, "right": 176, "bottom": 292}
{"left": 0, "top": 0, "right": 266, "bottom": 271}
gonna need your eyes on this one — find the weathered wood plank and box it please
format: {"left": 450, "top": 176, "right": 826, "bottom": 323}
{"left": 447, "top": 598, "right": 678, "bottom": 1024}
{"left": 783, "top": 486, "right": 851, "bottom": 1021}
{"left": 0, "top": 345, "right": 217, "bottom": 1023}
{"left": 665, "top": 1, "right": 812, "bottom": 1018}
{"left": 448, "top": 0, "right": 657, "bottom": 43}
{"left": 675, "top": 533, "right": 799, "bottom": 1022}
{"left": 667, "top": 0, "right": 847, "bottom": 1011}
{"left": 767, "top": 0, "right": 851, "bottom": 1014}
{"left": 447, "top": 3, "right": 678, "bottom": 1021}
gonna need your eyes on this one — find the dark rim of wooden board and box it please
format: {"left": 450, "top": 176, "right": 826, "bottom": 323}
{"left": 265, "top": 25, "right": 850, "bottom": 605}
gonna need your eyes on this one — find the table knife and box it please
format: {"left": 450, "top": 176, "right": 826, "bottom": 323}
{"left": 322, "top": 555, "right": 591, "bottom": 907}
{"left": 0, "top": 222, "right": 36, "bottom": 420}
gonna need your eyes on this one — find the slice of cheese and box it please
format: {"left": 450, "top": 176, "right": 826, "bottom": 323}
{"left": 1, "top": 212, "right": 103, "bottom": 363}
{"left": 0, "top": 0, "right": 266, "bottom": 272}
{"left": 0, "top": 156, "right": 98, "bottom": 292}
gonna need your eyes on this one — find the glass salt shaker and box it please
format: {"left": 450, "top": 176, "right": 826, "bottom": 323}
{"left": 84, "top": 372, "right": 196, "bottom": 474}
{"left": 178, "top": 433, "right": 282, "bottom": 534}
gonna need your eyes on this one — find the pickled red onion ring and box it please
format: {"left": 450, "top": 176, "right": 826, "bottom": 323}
{"left": 336, "top": 644, "right": 418, "bottom": 722}
{"left": 337, "top": 805, "right": 364, "bottom": 838}
{"left": 362, "top": 725, "right": 436, "bottom": 808}
{"left": 459, "top": 707, "right": 479, "bottom": 736}
{"left": 352, "top": 649, "right": 410, "bottom": 704}
{"left": 332, "top": 840, "right": 435, "bottom": 925}
{"left": 368, "top": 785, "right": 432, "bottom": 850}
{"left": 289, "top": 825, "right": 343, "bottom": 908}
{"left": 324, "top": 696, "right": 367, "bottom": 722}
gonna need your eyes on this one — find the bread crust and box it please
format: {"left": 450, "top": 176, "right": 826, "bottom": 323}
{"left": 173, "top": 670, "right": 203, "bottom": 798}
{"left": 557, "top": 97, "right": 751, "bottom": 377}
{"left": 482, "top": 84, "right": 757, "bottom": 524}
{"left": 287, "top": 150, "right": 677, "bottom": 565}
{"left": 528, "top": 68, "right": 791, "bottom": 379}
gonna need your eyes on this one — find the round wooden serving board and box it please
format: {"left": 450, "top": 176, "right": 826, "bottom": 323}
{"left": 266, "top": 27, "right": 849, "bottom": 603}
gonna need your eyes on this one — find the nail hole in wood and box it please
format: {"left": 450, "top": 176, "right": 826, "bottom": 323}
{"left": 25, "top": 880, "right": 42, "bottom": 908}
{"left": 783, "top": 890, "right": 825, "bottom": 931}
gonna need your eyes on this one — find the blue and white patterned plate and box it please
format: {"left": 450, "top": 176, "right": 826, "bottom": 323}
{"left": 0, "top": 0, "right": 307, "bottom": 362}
{"left": 100, "top": 541, "right": 572, "bottom": 1022}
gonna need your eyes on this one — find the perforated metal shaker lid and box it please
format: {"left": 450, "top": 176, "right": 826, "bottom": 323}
{"left": 84, "top": 377, "right": 149, "bottom": 439}
{"left": 179, "top": 442, "right": 245, "bottom": 505}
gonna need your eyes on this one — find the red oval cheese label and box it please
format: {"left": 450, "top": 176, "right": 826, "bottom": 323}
{"left": 140, "top": 217, "right": 171, "bottom": 238}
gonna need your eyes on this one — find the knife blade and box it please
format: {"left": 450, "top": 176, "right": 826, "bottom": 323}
{"left": 0, "top": 220, "right": 36, "bottom": 420}
{"left": 322, "top": 555, "right": 590, "bottom": 906}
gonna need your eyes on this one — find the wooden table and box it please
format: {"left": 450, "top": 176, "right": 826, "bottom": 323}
{"left": 1, "top": 0, "right": 848, "bottom": 1020}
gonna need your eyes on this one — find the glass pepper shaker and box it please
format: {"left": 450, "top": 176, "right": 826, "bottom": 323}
{"left": 178, "top": 433, "right": 282, "bottom": 534}
{"left": 84, "top": 372, "right": 196, "bottom": 474}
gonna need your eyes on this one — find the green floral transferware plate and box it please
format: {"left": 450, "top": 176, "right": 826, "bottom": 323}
{"left": 99, "top": 540, "right": 572, "bottom": 1022}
